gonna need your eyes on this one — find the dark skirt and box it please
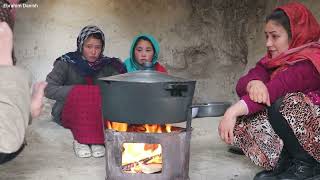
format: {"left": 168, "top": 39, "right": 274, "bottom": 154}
{"left": 233, "top": 92, "right": 320, "bottom": 170}
{"left": 0, "top": 145, "right": 24, "bottom": 164}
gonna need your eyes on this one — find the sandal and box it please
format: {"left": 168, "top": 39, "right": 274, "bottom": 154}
{"left": 91, "top": 145, "right": 105, "bottom": 158}
{"left": 73, "top": 140, "right": 91, "bottom": 158}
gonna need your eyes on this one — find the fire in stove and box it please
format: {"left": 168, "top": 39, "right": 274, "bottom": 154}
{"left": 99, "top": 70, "right": 195, "bottom": 180}
{"left": 121, "top": 143, "right": 162, "bottom": 174}
{"left": 106, "top": 122, "right": 179, "bottom": 174}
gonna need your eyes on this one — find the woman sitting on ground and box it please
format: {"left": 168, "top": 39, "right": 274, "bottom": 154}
{"left": 0, "top": 21, "right": 46, "bottom": 164}
{"left": 218, "top": 3, "right": 320, "bottom": 180}
{"left": 0, "top": 0, "right": 46, "bottom": 164}
{"left": 45, "top": 25, "right": 126, "bottom": 158}
{"left": 124, "top": 34, "right": 166, "bottom": 73}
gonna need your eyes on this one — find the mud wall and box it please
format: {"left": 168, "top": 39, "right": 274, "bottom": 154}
{"left": 13, "top": 0, "right": 319, "bottom": 104}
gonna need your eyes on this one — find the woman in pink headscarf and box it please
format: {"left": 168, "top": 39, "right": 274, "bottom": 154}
{"left": 219, "top": 2, "right": 320, "bottom": 180}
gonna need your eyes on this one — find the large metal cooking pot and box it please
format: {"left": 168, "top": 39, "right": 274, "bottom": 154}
{"left": 98, "top": 70, "right": 196, "bottom": 124}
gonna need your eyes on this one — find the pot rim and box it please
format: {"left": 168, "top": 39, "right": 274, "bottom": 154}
{"left": 192, "top": 101, "right": 231, "bottom": 107}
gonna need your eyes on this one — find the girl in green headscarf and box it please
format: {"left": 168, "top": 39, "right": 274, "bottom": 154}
{"left": 124, "top": 34, "right": 166, "bottom": 72}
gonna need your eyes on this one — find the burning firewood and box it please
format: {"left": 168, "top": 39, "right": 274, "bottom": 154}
{"left": 144, "top": 143, "right": 159, "bottom": 151}
{"left": 122, "top": 154, "right": 162, "bottom": 173}
{"left": 140, "top": 163, "right": 162, "bottom": 174}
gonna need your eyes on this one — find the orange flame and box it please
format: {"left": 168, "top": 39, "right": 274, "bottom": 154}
{"left": 165, "top": 124, "right": 172, "bottom": 133}
{"left": 107, "top": 121, "right": 174, "bottom": 173}
{"left": 107, "top": 121, "right": 128, "bottom": 132}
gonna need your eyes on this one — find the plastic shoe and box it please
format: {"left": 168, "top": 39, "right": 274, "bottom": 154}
{"left": 276, "top": 159, "right": 320, "bottom": 180}
{"left": 73, "top": 140, "right": 91, "bottom": 158}
{"left": 254, "top": 149, "right": 292, "bottom": 180}
{"left": 91, "top": 145, "right": 105, "bottom": 158}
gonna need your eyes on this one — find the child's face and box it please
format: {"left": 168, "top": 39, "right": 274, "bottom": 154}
{"left": 134, "top": 39, "right": 154, "bottom": 65}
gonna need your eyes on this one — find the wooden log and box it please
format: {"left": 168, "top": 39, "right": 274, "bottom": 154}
{"left": 122, "top": 154, "right": 162, "bottom": 172}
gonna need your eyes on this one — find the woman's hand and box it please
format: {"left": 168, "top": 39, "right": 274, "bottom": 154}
{"left": 218, "top": 109, "right": 237, "bottom": 144}
{"left": 247, "top": 80, "right": 270, "bottom": 106}
{"left": 218, "top": 101, "right": 248, "bottom": 144}
{"left": 30, "top": 81, "right": 48, "bottom": 118}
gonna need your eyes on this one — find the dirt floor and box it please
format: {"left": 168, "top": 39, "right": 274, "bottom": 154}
{"left": 0, "top": 107, "right": 260, "bottom": 180}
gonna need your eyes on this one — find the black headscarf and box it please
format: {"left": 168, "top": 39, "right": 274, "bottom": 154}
{"left": 56, "top": 25, "right": 126, "bottom": 76}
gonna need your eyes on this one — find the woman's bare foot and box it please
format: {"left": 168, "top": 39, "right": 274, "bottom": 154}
{"left": 30, "top": 81, "right": 47, "bottom": 118}
{"left": 0, "top": 22, "right": 13, "bottom": 66}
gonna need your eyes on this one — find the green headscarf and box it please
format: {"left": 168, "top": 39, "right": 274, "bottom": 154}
{"left": 124, "top": 34, "right": 160, "bottom": 72}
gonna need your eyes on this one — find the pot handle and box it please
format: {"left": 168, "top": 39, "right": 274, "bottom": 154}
{"left": 190, "top": 104, "right": 200, "bottom": 108}
{"left": 165, "top": 83, "right": 188, "bottom": 97}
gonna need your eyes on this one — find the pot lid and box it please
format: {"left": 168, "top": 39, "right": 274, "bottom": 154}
{"left": 99, "top": 70, "right": 193, "bottom": 83}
